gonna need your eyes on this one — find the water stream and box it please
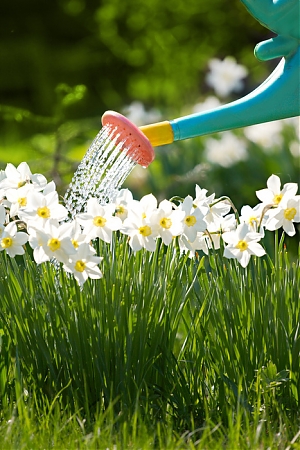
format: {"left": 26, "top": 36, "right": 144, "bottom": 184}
{"left": 64, "top": 124, "right": 137, "bottom": 217}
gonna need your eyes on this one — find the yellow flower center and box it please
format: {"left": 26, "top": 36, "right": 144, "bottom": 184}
{"left": 139, "top": 225, "right": 152, "bottom": 237}
{"left": 18, "top": 197, "right": 27, "bottom": 207}
{"left": 248, "top": 216, "right": 258, "bottom": 225}
{"left": 72, "top": 239, "right": 79, "bottom": 249}
{"left": 18, "top": 181, "right": 26, "bottom": 188}
{"left": 236, "top": 240, "right": 248, "bottom": 251}
{"left": 37, "top": 206, "right": 50, "bottom": 218}
{"left": 116, "top": 205, "right": 126, "bottom": 216}
{"left": 93, "top": 216, "right": 107, "bottom": 227}
{"left": 184, "top": 215, "right": 197, "bottom": 227}
{"left": 47, "top": 238, "right": 61, "bottom": 252}
{"left": 159, "top": 217, "right": 172, "bottom": 229}
{"left": 273, "top": 194, "right": 283, "bottom": 205}
{"left": 75, "top": 260, "right": 86, "bottom": 272}
{"left": 1, "top": 237, "right": 13, "bottom": 249}
{"left": 284, "top": 207, "right": 296, "bottom": 221}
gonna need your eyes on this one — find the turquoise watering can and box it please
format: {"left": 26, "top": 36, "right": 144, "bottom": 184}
{"left": 102, "top": 0, "right": 300, "bottom": 167}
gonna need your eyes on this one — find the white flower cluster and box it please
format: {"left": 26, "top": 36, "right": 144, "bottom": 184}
{"left": 205, "top": 56, "right": 248, "bottom": 98}
{"left": 0, "top": 163, "right": 299, "bottom": 285}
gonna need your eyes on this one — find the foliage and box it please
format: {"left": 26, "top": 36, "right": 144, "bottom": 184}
{"left": 0, "top": 0, "right": 270, "bottom": 116}
{"left": 0, "top": 232, "right": 299, "bottom": 448}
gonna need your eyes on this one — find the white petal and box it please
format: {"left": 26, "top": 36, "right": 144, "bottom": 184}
{"left": 267, "top": 174, "right": 281, "bottom": 193}
{"left": 283, "top": 220, "right": 296, "bottom": 236}
{"left": 248, "top": 242, "right": 266, "bottom": 257}
{"left": 130, "top": 234, "right": 142, "bottom": 252}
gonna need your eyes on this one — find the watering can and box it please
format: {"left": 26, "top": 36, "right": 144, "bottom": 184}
{"left": 102, "top": 0, "right": 300, "bottom": 167}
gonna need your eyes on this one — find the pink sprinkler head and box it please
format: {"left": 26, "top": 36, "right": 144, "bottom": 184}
{"left": 101, "top": 111, "right": 155, "bottom": 167}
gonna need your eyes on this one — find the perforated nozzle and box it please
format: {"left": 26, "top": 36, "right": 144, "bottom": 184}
{"left": 101, "top": 111, "right": 155, "bottom": 167}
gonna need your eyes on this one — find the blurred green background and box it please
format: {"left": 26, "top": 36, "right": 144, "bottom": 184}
{"left": 0, "top": 0, "right": 299, "bottom": 216}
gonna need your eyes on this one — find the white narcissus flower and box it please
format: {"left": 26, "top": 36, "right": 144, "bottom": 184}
{"left": 18, "top": 181, "right": 68, "bottom": 224}
{"left": 178, "top": 195, "right": 207, "bottom": 242}
{"left": 151, "top": 199, "right": 185, "bottom": 245}
{"left": 0, "top": 162, "right": 47, "bottom": 192}
{"left": 130, "top": 193, "right": 158, "bottom": 221}
{"left": 28, "top": 220, "right": 76, "bottom": 264}
{"left": 76, "top": 198, "right": 122, "bottom": 243}
{"left": 63, "top": 242, "right": 103, "bottom": 286}
{"left": 204, "top": 132, "right": 248, "bottom": 168}
{"left": 239, "top": 204, "right": 265, "bottom": 232}
{"left": 194, "top": 185, "right": 215, "bottom": 207}
{"left": 243, "top": 121, "right": 283, "bottom": 151}
{"left": 179, "top": 232, "right": 210, "bottom": 258}
{"left": 205, "top": 56, "right": 248, "bottom": 98}
{"left": 204, "top": 199, "right": 232, "bottom": 228}
{"left": 0, "top": 221, "right": 28, "bottom": 257}
{"left": 113, "top": 188, "right": 134, "bottom": 221}
{"left": 5, "top": 184, "right": 35, "bottom": 217}
{"left": 222, "top": 223, "right": 266, "bottom": 268}
{"left": 265, "top": 196, "right": 300, "bottom": 236}
{"left": 58, "top": 220, "right": 88, "bottom": 250}
{"left": 206, "top": 213, "right": 237, "bottom": 250}
{"left": 121, "top": 209, "right": 158, "bottom": 252}
{"left": 256, "top": 174, "right": 298, "bottom": 207}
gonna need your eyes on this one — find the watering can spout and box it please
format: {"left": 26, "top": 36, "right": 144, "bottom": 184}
{"left": 140, "top": 46, "right": 300, "bottom": 146}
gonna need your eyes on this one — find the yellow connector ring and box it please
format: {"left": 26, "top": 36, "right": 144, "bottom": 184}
{"left": 139, "top": 121, "right": 174, "bottom": 147}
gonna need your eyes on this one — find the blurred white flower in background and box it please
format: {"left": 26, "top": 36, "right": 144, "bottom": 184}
{"left": 284, "top": 117, "right": 300, "bottom": 158}
{"left": 122, "top": 101, "right": 161, "bottom": 126}
{"left": 243, "top": 121, "right": 283, "bottom": 151}
{"left": 192, "top": 96, "right": 221, "bottom": 113}
{"left": 290, "top": 140, "right": 300, "bottom": 158}
{"left": 205, "top": 56, "right": 248, "bottom": 98}
{"left": 204, "top": 131, "right": 248, "bottom": 167}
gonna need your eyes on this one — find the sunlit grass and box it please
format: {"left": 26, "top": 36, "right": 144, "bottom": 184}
{"left": 0, "top": 233, "right": 299, "bottom": 449}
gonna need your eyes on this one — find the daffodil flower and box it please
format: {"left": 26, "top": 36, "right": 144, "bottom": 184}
{"left": 178, "top": 195, "right": 207, "bottom": 242}
{"left": 28, "top": 219, "right": 76, "bottom": 264}
{"left": 121, "top": 209, "right": 158, "bottom": 252}
{"left": 18, "top": 182, "right": 68, "bottom": 224}
{"left": 204, "top": 132, "right": 248, "bottom": 168}
{"left": 194, "top": 185, "right": 215, "bottom": 207}
{"left": 205, "top": 56, "right": 248, "bottom": 98}
{"left": 5, "top": 184, "right": 35, "bottom": 217}
{"left": 222, "top": 223, "right": 265, "bottom": 268}
{"left": 206, "top": 213, "right": 237, "bottom": 250}
{"left": 0, "top": 162, "right": 47, "bottom": 192}
{"left": 0, "top": 221, "right": 28, "bottom": 257}
{"left": 150, "top": 199, "right": 185, "bottom": 245}
{"left": 58, "top": 220, "right": 88, "bottom": 249}
{"left": 265, "top": 196, "right": 300, "bottom": 236}
{"left": 179, "top": 232, "right": 210, "bottom": 258}
{"left": 113, "top": 188, "right": 134, "bottom": 221}
{"left": 239, "top": 204, "right": 265, "bottom": 232}
{"left": 76, "top": 198, "right": 122, "bottom": 243}
{"left": 63, "top": 242, "right": 103, "bottom": 286}
{"left": 204, "top": 199, "right": 232, "bottom": 228}
{"left": 256, "top": 174, "right": 298, "bottom": 207}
